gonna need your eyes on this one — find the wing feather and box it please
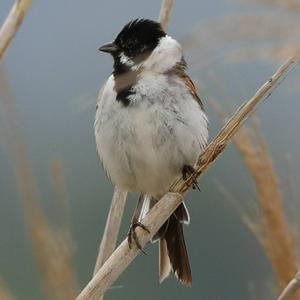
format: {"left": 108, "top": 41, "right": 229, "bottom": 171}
{"left": 168, "top": 59, "right": 204, "bottom": 110}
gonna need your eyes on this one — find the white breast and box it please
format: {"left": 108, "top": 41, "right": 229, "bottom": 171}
{"left": 95, "top": 73, "right": 208, "bottom": 198}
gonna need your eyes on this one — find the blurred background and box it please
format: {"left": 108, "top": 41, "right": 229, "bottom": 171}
{"left": 0, "top": 0, "right": 299, "bottom": 299}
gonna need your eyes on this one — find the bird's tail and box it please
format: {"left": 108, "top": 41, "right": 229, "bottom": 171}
{"left": 140, "top": 197, "right": 192, "bottom": 286}
{"left": 159, "top": 204, "right": 192, "bottom": 286}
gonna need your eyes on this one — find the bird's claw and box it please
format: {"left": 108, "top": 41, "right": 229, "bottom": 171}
{"left": 182, "top": 164, "right": 201, "bottom": 191}
{"left": 127, "top": 221, "right": 150, "bottom": 254}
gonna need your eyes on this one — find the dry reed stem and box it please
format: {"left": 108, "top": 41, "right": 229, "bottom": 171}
{"left": 93, "top": 187, "right": 128, "bottom": 275}
{"left": 92, "top": 2, "right": 175, "bottom": 299}
{"left": 76, "top": 57, "right": 297, "bottom": 300}
{"left": 278, "top": 271, "right": 300, "bottom": 300}
{"left": 34, "top": 227, "right": 79, "bottom": 300}
{"left": 0, "top": 0, "right": 32, "bottom": 62}
{"left": 158, "top": 0, "right": 175, "bottom": 31}
{"left": 77, "top": 193, "right": 183, "bottom": 300}
{"left": 233, "top": 123, "right": 298, "bottom": 290}
{"left": 50, "top": 158, "right": 79, "bottom": 297}
{"left": 0, "top": 68, "right": 78, "bottom": 299}
{"left": 92, "top": 182, "right": 127, "bottom": 300}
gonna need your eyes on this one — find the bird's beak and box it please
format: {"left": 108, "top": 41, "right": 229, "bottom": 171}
{"left": 98, "top": 42, "right": 119, "bottom": 54}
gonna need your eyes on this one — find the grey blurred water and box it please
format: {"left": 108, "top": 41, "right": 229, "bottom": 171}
{"left": 0, "top": 1, "right": 299, "bottom": 299}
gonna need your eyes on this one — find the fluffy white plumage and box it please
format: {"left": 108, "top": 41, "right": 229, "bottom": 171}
{"left": 95, "top": 35, "right": 208, "bottom": 198}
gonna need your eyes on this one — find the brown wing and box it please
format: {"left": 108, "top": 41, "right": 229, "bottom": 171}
{"left": 180, "top": 72, "right": 204, "bottom": 110}
{"left": 169, "top": 60, "right": 205, "bottom": 110}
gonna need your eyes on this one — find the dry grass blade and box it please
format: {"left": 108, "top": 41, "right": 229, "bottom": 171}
{"left": 210, "top": 98, "right": 299, "bottom": 293}
{"left": 236, "top": 123, "right": 298, "bottom": 291}
{"left": 50, "top": 158, "right": 79, "bottom": 297}
{"left": 0, "top": 68, "right": 78, "bottom": 299}
{"left": 34, "top": 227, "right": 79, "bottom": 300}
{"left": 278, "top": 271, "right": 300, "bottom": 300}
{"left": 76, "top": 56, "right": 297, "bottom": 300}
{"left": 0, "top": 0, "right": 32, "bottom": 62}
{"left": 51, "top": 158, "right": 72, "bottom": 227}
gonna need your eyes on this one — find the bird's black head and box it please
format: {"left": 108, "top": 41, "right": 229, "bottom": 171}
{"left": 99, "top": 19, "right": 166, "bottom": 75}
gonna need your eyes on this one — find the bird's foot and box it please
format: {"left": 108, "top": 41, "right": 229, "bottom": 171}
{"left": 182, "top": 164, "right": 201, "bottom": 191}
{"left": 127, "top": 221, "right": 150, "bottom": 254}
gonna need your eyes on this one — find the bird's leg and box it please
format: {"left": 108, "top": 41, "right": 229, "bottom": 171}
{"left": 182, "top": 164, "right": 201, "bottom": 191}
{"left": 127, "top": 194, "right": 150, "bottom": 254}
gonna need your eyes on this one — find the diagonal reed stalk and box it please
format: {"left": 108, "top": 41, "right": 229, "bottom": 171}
{"left": 278, "top": 271, "right": 300, "bottom": 300}
{"left": 0, "top": 0, "right": 32, "bottom": 62}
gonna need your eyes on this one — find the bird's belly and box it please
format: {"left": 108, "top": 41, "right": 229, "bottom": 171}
{"left": 103, "top": 131, "right": 185, "bottom": 197}
{"left": 96, "top": 102, "right": 206, "bottom": 197}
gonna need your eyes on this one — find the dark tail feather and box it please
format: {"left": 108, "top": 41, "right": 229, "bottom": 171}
{"left": 139, "top": 199, "right": 192, "bottom": 285}
{"left": 153, "top": 203, "right": 190, "bottom": 242}
{"left": 159, "top": 206, "right": 192, "bottom": 286}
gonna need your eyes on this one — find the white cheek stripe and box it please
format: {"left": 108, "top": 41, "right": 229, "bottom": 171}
{"left": 119, "top": 52, "right": 134, "bottom": 66}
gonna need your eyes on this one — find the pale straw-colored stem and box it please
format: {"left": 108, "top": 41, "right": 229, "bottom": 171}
{"left": 158, "top": 0, "right": 175, "bottom": 31}
{"left": 0, "top": 0, "right": 32, "bottom": 62}
{"left": 77, "top": 57, "right": 298, "bottom": 300}
{"left": 278, "top": 271, "right": 300, "bottom": 300}
{"left": 93, "top": 187, "right": 128, "bottom": 275}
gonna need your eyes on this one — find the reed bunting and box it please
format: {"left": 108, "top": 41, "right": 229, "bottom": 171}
{"left": 95, "top": 19, "right": 208, "bottom": 285}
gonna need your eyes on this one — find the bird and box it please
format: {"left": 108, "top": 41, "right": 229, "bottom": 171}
{"left": 95, "top": 19, "right": 208, "bottom": 286}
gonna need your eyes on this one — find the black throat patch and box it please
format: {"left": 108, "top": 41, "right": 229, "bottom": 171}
{"left": 113, "top": 69, "right": 139, "bottom": 106}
